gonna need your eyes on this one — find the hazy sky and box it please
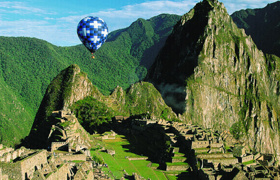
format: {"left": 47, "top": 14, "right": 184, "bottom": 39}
{"left": 0, "top": 0, "right": 277, "bottom": 46}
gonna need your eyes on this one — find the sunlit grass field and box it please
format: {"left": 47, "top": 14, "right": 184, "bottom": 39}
{"left": 91, "top": 135, "right": 171, "bottom": 179}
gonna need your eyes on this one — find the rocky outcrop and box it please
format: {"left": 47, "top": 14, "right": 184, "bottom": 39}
{"left": 34, "top": 64, "right": 102, "bottom": 122}
{"left": 62, "top": 65, "right": 102, "bottom": 109}
{"left": 124, "top": 82, "right": 177, "bottom": 119}
{"left": 106, "top": 81, "right": 177, "bottom": 120}
{"left": 147, "top": 0, "right": 280, "bottom": 159}
{"left": 26, "top": 64, "right": 102, "bottom": 148}
{"left": 27, "top": 64, "right": 177, "bottom": 148}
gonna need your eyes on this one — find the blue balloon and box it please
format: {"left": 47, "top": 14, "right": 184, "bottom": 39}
{"left": 77, "top": 16, "right": 108, "bottom": 53}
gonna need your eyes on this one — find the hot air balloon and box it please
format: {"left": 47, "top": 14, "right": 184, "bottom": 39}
{"left": 77, "top": 16, "right": 108, "bottom": 58}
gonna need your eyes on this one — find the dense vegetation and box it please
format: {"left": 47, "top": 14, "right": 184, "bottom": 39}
{"left": 0, "top": 14, "right": 180, "bottom": 146}
{"left": 26, "top": 64, "right": 177, "bottom": 149}
{"left": 69, "top": 81, "right": 177, "bottom": 135}
{"left": 1, "top": 0, "right": 280, "bottom": 147}
{"left": 71, "top": 96, "right": 115, "bottom": 133}
{"left": 0, "top": 76, "right": 33, "bottom": 146}
{"left": 231, "top": 1, "right": 280, "bottom": 57}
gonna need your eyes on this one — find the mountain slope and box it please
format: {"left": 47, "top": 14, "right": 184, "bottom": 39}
{"left": 26, "top": 64, "right": 101, "bottom": 148}
{"left": 27, "top": 64, "right": 176, "bottom": 148}
{"left": 147, "top": 0, "right": 280, "bottom": 158}
{"left": 0, "top": 76, "right": 33, "bottom": 146}
{"left": 231, "top": 1, "right": 280, "bottom": 57}
{"left": 91, "top": 13, "right": 180, "bottom": 93}
{"left": 0, "top": 14, "right": 179, "bottom": 146}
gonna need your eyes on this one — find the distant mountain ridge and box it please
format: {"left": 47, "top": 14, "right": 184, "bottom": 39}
{"left": 231, "top": 1, "right": 280, "bottom": 57}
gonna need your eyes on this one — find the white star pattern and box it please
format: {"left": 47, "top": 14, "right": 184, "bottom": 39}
{"left": 91, "top": 36, "right": 100, "bottom": 43}
{"left": 91, "top": 21, "right": 102, "bottom": 29}
{"left": 101, "top": 29, "right": 108, "bottom": 37}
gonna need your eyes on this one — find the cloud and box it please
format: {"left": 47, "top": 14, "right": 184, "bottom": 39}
{"left": 97, "top": 1, "right": 198, "bottom": 21}
{"left": 98, "top": 0, "right": 198, "bottom": 18}
{"left": 0, "top": 1, "right": 54, "bottom": 16}
{"left": 0, "top": 0, "right": 277, "bottom": 46}
{"left": 47, "top": 0, "right": 200, "bottom": 46}
{"left": 58, "top": 0, "right": 199, "bottom": 34}
{"left": 220, "top": 0, "right": 276, "bottom": 14}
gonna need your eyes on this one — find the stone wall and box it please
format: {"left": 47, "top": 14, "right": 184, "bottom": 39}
{"left": 86, "top": 171, "right": 94, "bottom": 180}
{"left": 73, "top": 169, "right": 85, "bottom": 179}
{"left": 197, "top": 153, "right": 233, "bottom": 159}
{"left": 171, "top": 157, "right": 187, "bottom": 163}
{"left": 206, "top": 158, "right": 238, "bottom": 166}
{"left": 192, "top": 141, "right": 209, "bottom": 149}
{"left": 59, "top": 154, "right": 86, "bottom": 162}
{"left": 32, "top": 170, "right": 45, "bottom": 180}
{"left": 194, "top": 148, "right": 209, "bottom": 154}
{"left": 51, "top": 142, "right": 68, "bottom": 152}
{"left": 0, "top": 147, "right": 13, "bottom": 157}
{"left": 0, "top": 148, "right": 25, "bottom": 163}
{"left": 173, "top": 147, "right": 180, "bottom": 153}
{"left": 128, "top": 157, "right": 148, "bottom": 161}
{"left": 184, "top": 134, "right": 194, "bottom": 140}
{"left": 20, "top": 150, "right": 48, "bottom": 179}
{"left": 241, "top": 154, "right": 254, "bottom": 163}
{"left": 46, "top": 163, "right": 70, "bottom": 180}
{"left": 166, "top": 164, "right": 190, "bottom": 171}
{"left": 209, "top": 148, "right": 223, "bottom": 153}
{"left": 210, "top": 142, "right": 223, "bottom": 148}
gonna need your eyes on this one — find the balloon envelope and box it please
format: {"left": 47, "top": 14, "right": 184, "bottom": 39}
{"left": 77, "top": 16, "right": 108, "bottom": 53}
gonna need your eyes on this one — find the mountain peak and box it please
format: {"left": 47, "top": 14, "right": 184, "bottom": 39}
{"left": 26, "top": 64, "right": 101, "bottom": 148}
{"left": 146, "top": 0, "right": 233, "bottom": 87}
{"left": 147, "top": 0, "right": 280, "bottom": 158}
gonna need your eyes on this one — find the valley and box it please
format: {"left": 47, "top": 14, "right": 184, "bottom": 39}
{"left": 0, "top": 0, "right": 279, "bottom": 179}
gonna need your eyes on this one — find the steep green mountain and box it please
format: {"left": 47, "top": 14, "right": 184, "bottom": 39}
{"left": 0, "top": 37, "right": 67, "bottom": 146}
{"left": 92, "top": 13, "right": 180, "bottom": 93}
{"left": 147, "top": 0, "right": 280, "bottom": 158}
{"left": 231, "top": 1, "right": 280, "bottom": 57}
{"left": 27, "top": 64, "right": 176, "bottom": 148}
{"left": 0, "top": 14, "right": 179, "bottom": 146}
{"left": 0, "top": 76, "right": 33, "bottom": 146}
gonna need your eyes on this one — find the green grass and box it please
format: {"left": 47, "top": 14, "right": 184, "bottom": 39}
{"left": 91, "top": 135, "right": 168, "bottom": 180}
{"left": 54, "top": 150, "right": 68, "bottom": 154}
{"left": 242, "top": 160, "right": 256, "bottom": 165}
{"left": 166, "top": 162, "right": 189, "bottom": 166}
{"left": 165, "top": 174, "right": 178, "bottom": 180}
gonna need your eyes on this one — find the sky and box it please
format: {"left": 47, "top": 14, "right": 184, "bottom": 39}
{"left": 0, "top": 0, "right": 277, "bottom": 46}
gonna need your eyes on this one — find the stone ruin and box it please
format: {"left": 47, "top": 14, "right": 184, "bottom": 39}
{"left": 0, "top": 110, "right": 111, "bottom": 180}
{"left": 154, "top": 119, "right": 280, "bottom": 179}
{"left": 48, "top": 110, "right": 92, "bottom": 153}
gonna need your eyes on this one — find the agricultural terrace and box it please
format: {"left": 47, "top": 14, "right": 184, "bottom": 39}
{"left": 91, "top": 134, "right": 178, "bottom": 180}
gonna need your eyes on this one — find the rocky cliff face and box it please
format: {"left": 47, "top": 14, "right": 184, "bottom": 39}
{"left": 147, "top": 0, "right": 280, "bottom": 158}
{"left": 26, "top": 64, "right": 101, "bottom": 148}
{"left": 104, "top": 81, "right": 177, "bottom": 120}
{"left": 27, "top": 64, "right": 176, "bottom": 148}
{"left": 35, "top": 64, "right": 101, "bottom": 121}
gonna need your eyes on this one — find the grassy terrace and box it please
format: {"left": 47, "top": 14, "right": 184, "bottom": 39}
{"left": 242, "top": 160, "right": 256, "bottom": 165}
{"left": 166, "top": 162, "right": 189, "bottom": 166}
{"left": 90, "top": 135, "right": 169, "bottom": 180}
